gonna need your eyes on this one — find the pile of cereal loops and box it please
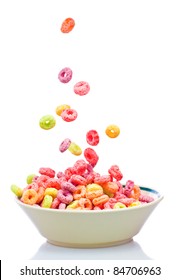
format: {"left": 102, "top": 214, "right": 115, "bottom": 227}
{"left": 11, "top": 17, "right": 154, "bottom": 210}
{"left": 11, "top": 162, "right": 154, "bottom": 210}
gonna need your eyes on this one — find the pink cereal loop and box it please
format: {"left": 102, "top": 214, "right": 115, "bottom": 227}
{"left": 61, "top": 109, "right": 78, "bottom": 122}
{"left": 74, "top": 81, "right": 90, "bottom": 96}
{"left": 59, "top": 138, "right": 72, "bottom": 152}
{"left": 58, "top": 67, "right": 73, "bottom": 83}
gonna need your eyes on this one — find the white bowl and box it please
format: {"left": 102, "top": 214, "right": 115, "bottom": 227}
{"left": 16, "top": 186, "right": 163, "bottom": 248}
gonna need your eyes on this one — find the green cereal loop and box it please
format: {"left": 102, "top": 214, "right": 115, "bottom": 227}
{"left": 41, "top": 194, "right": 53, "bottom": 208}
{"left": 26, "top": 174, "right": 36, "bottom": 184}
{"left": 11, "top": 184, "right": 23, "bottom": 198}
{"left": 39, "top": 115, "right": 56, "bottom": 130}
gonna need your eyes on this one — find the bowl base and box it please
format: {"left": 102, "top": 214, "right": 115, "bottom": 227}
{"left": 47, "top": 238, "right": 133, "bottom": 248}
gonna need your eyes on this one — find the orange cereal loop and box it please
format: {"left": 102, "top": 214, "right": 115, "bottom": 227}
{"left": 78, "top": 198, "right": 93, "bottom": 210}
{"left": 21, "top": 189, "right": 38, "bottom": 205}
{"left": 73, "top": 185, "right": 86, "bottom": 200}
{"left": 105, "top": 124, "right": 120, "bottom": 138}
{"left": 60, "top": 18, "right": 75, "bottom": 33}
{"left": 102, "top": 182, "right": 118, "bottom": 195}
{"left": 36, "top": 187, "right": 45, "bottom": 204}
{"left": 56, "top": 104, "right": 71, "bottom": 116}
{"left": 129, "top": 185, "right": 141, "bottom": 200}
{"left": 92, "top": 194, "right": 109, "bottom": 206}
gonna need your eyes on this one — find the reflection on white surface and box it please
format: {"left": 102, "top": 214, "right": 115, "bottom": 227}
{"left": 31, "top": 240, "right": 152, "bottom": 260}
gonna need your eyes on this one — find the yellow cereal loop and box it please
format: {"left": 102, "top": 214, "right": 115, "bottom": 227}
{"left": 113, "top": 202, "right": 126, "bottom": 209}
{"left": 68, "top": 142, "right": 82, "bottom": 156}
{"left": 41, "top": 195, "right": 53, "bottom": 208}
{"left": 105, "top": 124, "right": 120, "bottom": 138}
{"left": 56, "top": 104, "right": 71, "bottom": 116}
{"left": 66, "top": 200, "right": 80, "bottom": 209}
{"left": 10, "top": 184, "right": 23, "bottom": 198}
{"left": 129, "top": 201, "right": 141, "bottom": 207}
{"left": 44, "top": 188, "right": 58, "bottom": 199}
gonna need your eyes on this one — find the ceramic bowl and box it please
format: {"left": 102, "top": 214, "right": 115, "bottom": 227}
{"left": 15, "top": 186, "right": 163, "bottom": 248}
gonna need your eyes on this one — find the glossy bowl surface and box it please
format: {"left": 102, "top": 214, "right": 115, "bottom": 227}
{"left": 16, "top": 186, "right": 163, "bottom": 248}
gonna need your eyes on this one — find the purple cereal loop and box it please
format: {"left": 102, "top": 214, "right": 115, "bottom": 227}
{"left": 61, "top": 181, "right": 76, "bottom": 193}
{"left": 58, "top": 67, "right": 73, "bottom": 83}
{"left": 59, "top": 138, "right": 71, "bottom": 152}
{"left": 57, "top": 189, "right": 73, "bottom": 204}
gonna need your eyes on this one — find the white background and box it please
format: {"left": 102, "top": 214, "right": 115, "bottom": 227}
{"left": 0, "top": 0, "right": 179, "bottom": 263}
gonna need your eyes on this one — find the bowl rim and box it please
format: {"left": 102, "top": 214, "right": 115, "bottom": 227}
{"left": 15, "top": 185, "right": 164, "bottom": 214}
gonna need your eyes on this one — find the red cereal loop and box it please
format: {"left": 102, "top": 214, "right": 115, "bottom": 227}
{"left": 86, "top": 130, "right": 100, "bottom": 146}
{"left": 39, "top": 167, "right": 55, "bottom": 178}
{"left": 84, "top": 148, "right": 99, "bottom": 167}
{"left": 73, "top": 159, "right": 87, "bottom": 175}
{"left": 60, "top": 18, "right": 75, "bottom": 33}
{"left": 64, "top": 167, "right": 76, "bottom": 180}
{"left": 94, "top": 175, "right": 111, "bottom": 185}
{"left": 61, "top": 108, "right": 78, "bottom": 122}
{"left": 74, "top": 81, "right": 90, "bottom": 96}
{"left": 108, "top": 165, "right": 123, "bottom": 181}
{"left": 45, "top": 178, "right": 61, "bottom": 190}
{"left": 69, "top": 174, "right": 87, "bottom": 186}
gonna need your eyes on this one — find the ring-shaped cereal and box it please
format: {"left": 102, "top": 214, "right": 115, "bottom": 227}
{"left": 102, "top": 182, "right": 118, "bottom": 194}
{"left": 36, "top": 187, "right": 45, "bottom": 204}
{"left": 11, "top": 184, "right": 23, "bottom": 198}
{"left": 57, "top": 189, "right": 73, "bottom": 204}
{"left": 68, "top": 142, "right": 82, "bottom": 156}
{"left": 84, "top": 147, "right": 99, "bottom": 167}
{"left": 73, "top": 185, "right": 86, "bottom": 200}
{"left": 113, "top": 202, "right": 126, "bottom": 209}
{"left": 129, "top": 185, "right": 141, "bottom": 200}
{"left": 41, "top": 194, "right": 53, "bottom": 208}
{"left": 61, "top": 181, "right": 77, "bottom": 193}
{"left": 61, "top": 109, "right": 78, "bottom": 122}
{"left": 92, "top": 194, "right": 109, "bottom": 206}
{"left": 44, "top": 187, "right": 58, "bottom": 199}
{"left": 129, "top": 201, "right": 141, "bottom": 207}
{"left": 78, "top": 198, "right": 92, "bottom": 210}
{"left": 58, "top": 67, "right": 73, "bottom": 83}
{"left": 60, "top": 17, "right": 75, "bottom": 33}
{"left": 74, "top": 81, "right": 90, "bottom": 96}
{"left": 39, "top": 167, "right": 55, "bottom": 178}
{"left": 105, "top": 124, "right": 120, "bottom": 138}
{"left": 108, "top": 165, "right": 123, "bottom": 181}
{"left": 39, "top": 115, "right": 56, "bottom": 130}
{"left": 66, "top": 200, "right": 80, "bottom": 209}
{"left": 56, "top": 104, "right": 71, "bottom": 116}
{"left": 21, "top": 189, "right": 38, "bottom": 205}
{"left": 86, "top": 183, "right": 103, "bottom": 200}
{"left": 69, "top": 174, "right": 87, "bottom": 186}
{"left": 86, "top": 130, "right": 99, "bottom": 146}
{"left": 59, "top": 138, "right": 72, "bottom": 152}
